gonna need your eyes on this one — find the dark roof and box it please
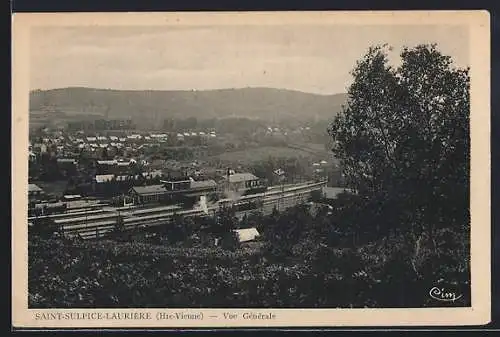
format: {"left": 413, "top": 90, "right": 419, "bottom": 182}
{"left": 161, "top": 178, "right": 191, "bottom": 183}
{"left": 224, "top": 173, "right": 259, "bottom": 183}
{"left": 131, "top": 185, "right": 168, "bottom": 196}
{"left": 190, "top": 180, "right": 217, "bottom": 189}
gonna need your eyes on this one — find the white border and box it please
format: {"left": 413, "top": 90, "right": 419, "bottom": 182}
{"left": 12, "top": 10, "right": 491, "bottom": 328}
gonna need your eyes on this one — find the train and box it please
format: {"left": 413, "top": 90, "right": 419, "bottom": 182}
{"left": 28, "top": 202, "right": 67, "bottom": 217}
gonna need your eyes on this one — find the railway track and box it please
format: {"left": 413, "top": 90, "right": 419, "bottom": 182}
{"left": 39, "top": 180, "right": 327, "bottom": 240}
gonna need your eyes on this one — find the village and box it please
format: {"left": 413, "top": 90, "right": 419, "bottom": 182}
{"left": 27, "top": 121, "right": 345, "bottom": 243}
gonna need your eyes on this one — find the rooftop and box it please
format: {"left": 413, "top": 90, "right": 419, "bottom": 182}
{"left": 28, "top": 183, "right": 43, "bottom": 193}
{"left": 62, "top": 194, "right": 82, "bottom": 200}
{"left": 131, "top": 185, "right": 167, "bottom": 196}
{"left": 233, "top": 228, "right": 260, "bottom": 243}
{"left": 95, "top": 174, "right": 115, "bottom": 183}
{"left": 97, "top": 160, "right": 118, "bottom": 165}
{"left": 57, "top": 158, "right": 77, "bottom": 163}
{"left": 224, "top": 173, "right": 259, "bottom": 183}
{"left": 190, "top": 179, "right": 217, "bottom": 189}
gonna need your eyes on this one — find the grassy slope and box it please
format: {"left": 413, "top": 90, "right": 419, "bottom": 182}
{"left": 215, "top": 146, "right": 320, "bottom": 163}
{"left": 29, "top": 87, "right": 347, "bottom": 123}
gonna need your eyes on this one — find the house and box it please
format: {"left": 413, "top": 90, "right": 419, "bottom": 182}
{"left": 96, "top": 160, "right": 118, "bottom": 174}
{"left": 129, "top": 185, "right": 169, "bottom": 204}
{"left": 129, "top": 178, "right": 218, "bottom": 205}
{"left": 142, "top": 170, "right": 163, "bottom": 180}
{"left": 233, "top": 228, "right": 260, "bottom": 243}
{"left": 94, "top": 174, "right": 115, "bottom": 183}
{"left": 150, "top": 134, "right": 165, "bottom": 139}
{"left": 91, "top": 174, "right": 117, "bottom": 195}
{"left": 221, "top": 171, "right": 262, "bottom": 194}
{"left": 28, "top": 183, "right": 45, "bottom": 201}
{"left": 115, "top": 175, "right": 129, "bottom": 182}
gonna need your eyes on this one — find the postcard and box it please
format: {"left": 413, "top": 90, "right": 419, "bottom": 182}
{"left": 12, "top": 10, "right": 490, "bottom": 328}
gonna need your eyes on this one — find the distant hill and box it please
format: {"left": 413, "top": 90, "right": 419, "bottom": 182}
{"left": 29, "top": 87, "right": 348, "bottom": 126}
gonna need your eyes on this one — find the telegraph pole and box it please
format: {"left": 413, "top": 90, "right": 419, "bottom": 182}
{"left": 274, "top": 168, "right": 285, "bottom": 212}
{"left": 280, "top": 174, "right": 286, "bottom": 211}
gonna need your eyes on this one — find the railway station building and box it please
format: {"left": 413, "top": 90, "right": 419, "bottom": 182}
{"left": 128, "top": 178, "right": 218, "bottom": 206}
{"left": 219, "top": 171, "right": 265, "bottom": 196}
{"left": 129, "top": 184, "right": 170, "bottom": 204}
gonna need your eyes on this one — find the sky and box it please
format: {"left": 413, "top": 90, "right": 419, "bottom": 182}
{"left": 30, "top": 25, "right": 469, "bottom": 95}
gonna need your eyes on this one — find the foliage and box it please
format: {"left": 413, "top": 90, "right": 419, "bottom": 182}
{"left": 328, "top": 44, "right": 470, "bottom": 245}
{"left": 28, "top": 202, "right": 470, "bottom": 308}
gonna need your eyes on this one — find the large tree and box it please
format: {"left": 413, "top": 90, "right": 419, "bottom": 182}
{"left": 329, "top": 44, "right": 470, "bottom": 238}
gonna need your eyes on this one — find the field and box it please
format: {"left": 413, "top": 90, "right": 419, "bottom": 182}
{"left": 214, "top": 145, "right": 330, "bottom": 164}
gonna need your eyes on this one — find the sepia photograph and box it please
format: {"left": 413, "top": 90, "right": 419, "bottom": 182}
{"left": 12, "top": 11, "right": 490, "bottom": 328}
